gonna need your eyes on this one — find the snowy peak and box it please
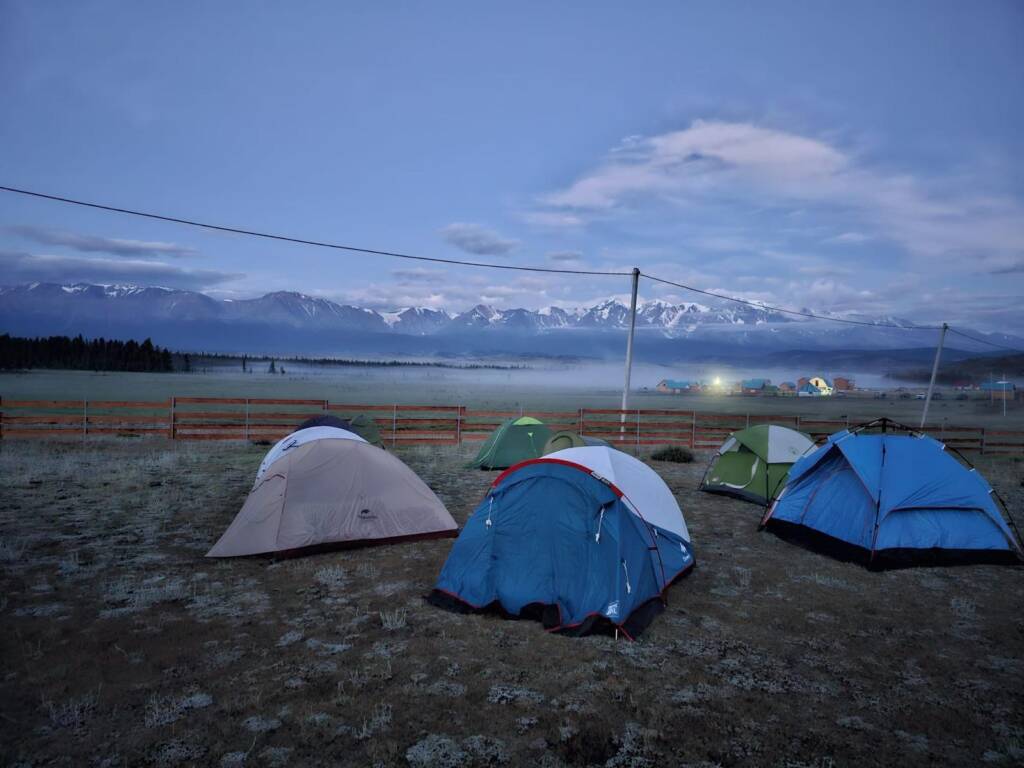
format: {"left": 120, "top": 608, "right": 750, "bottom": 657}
{"left": 578, "top": 299, "right": 631, "bottom": 327}
{"left": 384, "top": 306, "right": 451, "bottom": 334}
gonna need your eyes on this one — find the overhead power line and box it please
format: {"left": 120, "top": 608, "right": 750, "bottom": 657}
{"left": 640, "top": 272, "right": 943, "bottom": 330}
{"left": 0, "top": 185, "right": 630, "bottom": 278}
{"left": 946, "top": 327, "right": 1024, "bottom": 355}
{"left": 4, "top": 184, "right": 1019, "bottom": 344}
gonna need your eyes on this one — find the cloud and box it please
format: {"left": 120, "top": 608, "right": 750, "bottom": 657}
{"left": 390, "top": 267, "right": 447, "bottom": 283}
{"left": 825, "top": 231, "right": 872, "bottom": 245}
{"left": 10, "top": 225, "right": 197, "bottom": 258}
{"left": 439, "top": 223, "right": 519, "bottom": 256}
{"left": 521, "top": 211, "right": 585, "bottom": 229}
{"left": 543, "top": 120, "right": 846, "bottom": 211}
{"left": 539, "top": 119, "right": 1024, "bottom": 271}
{"left": 0, "top": 250, "right": 242, "bottom": 290}
{"left": 547, "top": 251, "right": 583, "bottom": 263}
{"left": 988, "top": 259, "right": 1024, "bottom": 275}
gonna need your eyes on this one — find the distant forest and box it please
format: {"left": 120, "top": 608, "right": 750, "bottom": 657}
{"left": 187, "top": 351, "right": 527, "bottom": 371}
{"left": 892, "top": 353, "right": 1024, "bottom": 385}
{"left": 0, "top": 334, "right": 173, "bottom": 372}
{"left": 0, "top": 334, "right": 528, "bottom": 374}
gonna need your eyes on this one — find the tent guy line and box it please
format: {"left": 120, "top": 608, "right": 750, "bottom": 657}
{"left": 0, "top": 183, "right": 1017, "bottom": 342}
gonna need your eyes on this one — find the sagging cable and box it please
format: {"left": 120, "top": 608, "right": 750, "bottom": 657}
{"left": 622, "top": 560, "right": 632, "bottom": 595}
{"left": 595, "top": 508, "right": 605, "bottom": 543}
{"left": 485, "top": 496, "right": 494, "bottom": 529}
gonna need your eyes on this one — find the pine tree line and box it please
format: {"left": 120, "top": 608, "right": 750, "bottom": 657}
{"left": 0, "top": 334, "right": 174, "bottom": 372}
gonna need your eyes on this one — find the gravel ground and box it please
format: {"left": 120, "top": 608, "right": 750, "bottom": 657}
{"left": 1, "top": 439, "right": 1022, "bottom": 767}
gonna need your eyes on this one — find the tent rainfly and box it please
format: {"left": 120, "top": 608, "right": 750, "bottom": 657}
{"left": 469, "top": 416, "right": 553, "bottom": 470}
{"left": 701, "top": 424, "right": 816, "bottom": 505}
{"left": 208, "top": 426, "right": 456, "bottom": 557}
{"left": 761, "top": 428, "right": 1024, "bottom": 568}
{"left": 429, "top": 446, "right": 695, "bottom": 638}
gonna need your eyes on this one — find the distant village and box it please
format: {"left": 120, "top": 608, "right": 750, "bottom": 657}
{"left": 655, "top": 375, "right": 852, "bottom": 397}
{"left": 654, "top": 375, "right": 1019, "bottom": 400}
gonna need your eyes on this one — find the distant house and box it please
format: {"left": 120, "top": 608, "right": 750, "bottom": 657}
{"left": 778, "top": 381, "right": 796, "bottom": 394}
{"left": 657, "top": 379, "right": 700, "bottom": 394}
{"left": 797, "top": 382, "right": 822, "bottom": 397}
{"left": 797, "top": 376, "right": 810, "bottom": 389}
{"left": 741, "top": 378, "right": 772, "bottom": 395}
{"left": 980, "top": 381, "right": 1017, "bottom": 401}
{"left": 833, "top": 376, "right": 855, "bottom": 391}
{"left": 808, "top": 377, "right": 834, "bottom": 396}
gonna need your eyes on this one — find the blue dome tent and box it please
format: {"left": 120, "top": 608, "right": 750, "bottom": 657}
{"left": 761, "top": 419, "right": 1023, "bottom": 569}
{"left": 428, "top": 447, "right": 695, "bottom": 638}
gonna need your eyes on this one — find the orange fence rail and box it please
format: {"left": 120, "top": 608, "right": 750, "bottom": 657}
{"left": 1, "top": 396, "right": 1022, "bottom": 455}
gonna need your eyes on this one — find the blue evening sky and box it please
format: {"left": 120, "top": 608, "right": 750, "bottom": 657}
{"left": 1, "top": 1, "right": 1022, "bottom": 331}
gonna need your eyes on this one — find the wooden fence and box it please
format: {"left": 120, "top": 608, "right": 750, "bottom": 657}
{"left": 1, "top": 396, "right": 1022, "bottom": 455}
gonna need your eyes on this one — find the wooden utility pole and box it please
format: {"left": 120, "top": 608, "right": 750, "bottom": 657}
{"left": 920, "top": 323, "right": 947, "bottom": 429}
{"left": 620, "top": 268, "right": 640, "bottom": 434}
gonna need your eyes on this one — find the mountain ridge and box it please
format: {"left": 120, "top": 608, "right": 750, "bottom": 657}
{"left": 1, "top": 282, "right": 1020, "bottom": 360}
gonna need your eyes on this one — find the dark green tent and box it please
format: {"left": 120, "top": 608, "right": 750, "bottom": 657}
{"left": 542, "top": 430, "right": 612, "bottom": 455}
{"left": 469, "top": 416, "right": 552, "bottom": 470}
{"left": 345, "top": 413, "right": 384, "bottom": 447}
{"left": 298, "top": 413, "right": 384, "bottom": 448}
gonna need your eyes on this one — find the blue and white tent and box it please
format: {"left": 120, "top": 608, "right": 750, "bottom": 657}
{"left": 761, "top": 425, "right": 1023, "bottom": 568}
{"left": 429, "top": 447, "right": 695, "bottom": 638}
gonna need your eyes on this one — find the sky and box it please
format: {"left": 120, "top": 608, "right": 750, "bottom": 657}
{"left": 1, "top": 1, "right": 1023, "bottom": 332}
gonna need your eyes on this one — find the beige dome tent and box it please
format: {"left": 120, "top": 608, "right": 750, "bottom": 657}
{"left": 208, "top": 427, "right": 457, "bottom": 557}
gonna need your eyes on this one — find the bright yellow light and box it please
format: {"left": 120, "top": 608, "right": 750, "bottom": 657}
{"left": 713, "top": 376, "right": 721, "bottom": 386}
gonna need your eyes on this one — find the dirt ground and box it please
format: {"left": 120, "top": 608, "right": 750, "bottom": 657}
{"left": 1, "top": 439, "right": 1023, "bottom": 767}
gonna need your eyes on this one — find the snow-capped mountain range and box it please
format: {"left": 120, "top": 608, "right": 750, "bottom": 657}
{"left": 0, "top": 282, "right": 1019, "bottom": 359}
{"left": 0, "top": 282, "right": 818, "bottom": 333}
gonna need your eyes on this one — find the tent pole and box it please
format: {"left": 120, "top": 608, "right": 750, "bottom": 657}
{"left": 620, "top": 268, "right": 640, "bottom": 435}
{"left": 920, "top": 323, "right": 948, "bottom": 429}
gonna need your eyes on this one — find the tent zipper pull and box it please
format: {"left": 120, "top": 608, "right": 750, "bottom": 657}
{"left": 622, "top": 560, "right": 631, "bottom": 595}
{"left": 595, "top": 508, "right": 605, "bottom": 542}
{"left": 485, "top": 497, "right": 493, "bottom": 529}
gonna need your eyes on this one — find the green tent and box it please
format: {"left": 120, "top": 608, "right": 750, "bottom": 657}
{"left": 700, "top": 424, "right": 815, "bottom": 505}
{"left": 542, "top": 430, "right": 612, "bottom": 454}
{"left": 469, "top": 416, "right": 552, "bottom": 470}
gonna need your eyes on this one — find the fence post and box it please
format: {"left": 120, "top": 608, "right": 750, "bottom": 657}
{"left": 635, "top": 409, "right": 641, "bottom": 456}
{"left": 579, "top": 408, "right": 585, "bottom": 436}
{"left": 690, "top": 412, "right": 696, "bottom": 449}
{"left": 244, "top": 398, "right": 250, "bottom": 442}
{"left": 392, "top": 404, "right": 397, "bottom": 448}
{"left": 745, "top": 413, "right": 750, "bottom": 429}
{"left": 169, "top": 397, "right": 176, "bottom": 440}
{"left": 980, "top": 427, "right": 985, "bottom": 455}
{"left": 0, "top": 395, "right": 3, "bottom": 441}
{"left": 456, "top": 406, "right": 463, "bottom": 446}
{"left": 83, "top": 400, "right": 88, "bottom": 439}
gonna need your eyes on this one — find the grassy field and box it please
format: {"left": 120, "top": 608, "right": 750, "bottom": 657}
{"left": 3, "top": 369, "right": 1022, "bottom": 429}
{"left": 1, "top": 439, "right": 1023, "bottom": 766}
